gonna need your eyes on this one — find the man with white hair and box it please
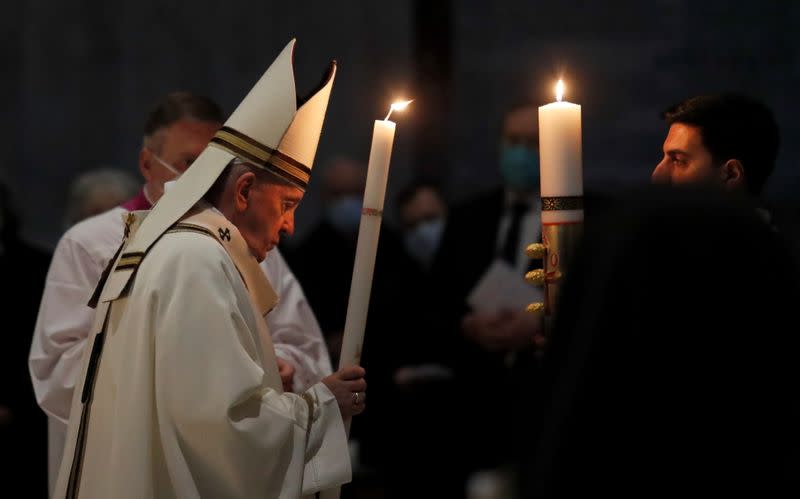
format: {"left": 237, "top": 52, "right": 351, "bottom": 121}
{"left": 31, "top": 90, "right": 334, "bottom": 494}
{"left": 53, "top": 40, "right": 364, "bottom": 498}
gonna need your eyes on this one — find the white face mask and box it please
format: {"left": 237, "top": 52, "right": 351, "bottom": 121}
{"left": 403, "top": 217, "right": 445, "bottom": 268}
{"left": 143, "top": 150, "right": 183, "bottom": 205}
{"left": 150, "top": 152, "right": 182, "bottom": 177}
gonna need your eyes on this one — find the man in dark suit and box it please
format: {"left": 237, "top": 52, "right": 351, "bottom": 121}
{"left": 437, "top": 104, "right": 544, "bottom": 352}
{"left": 430, "top": 103, "right": 545, "bottom": 491}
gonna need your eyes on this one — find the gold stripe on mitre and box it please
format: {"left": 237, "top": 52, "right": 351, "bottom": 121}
{"left": 210, "top": 126, "right": 311, "bottom": 190}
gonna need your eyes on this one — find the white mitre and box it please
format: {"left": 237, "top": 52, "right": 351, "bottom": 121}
{"left": 98, "top": 39, "right": 336, "bottom": 304}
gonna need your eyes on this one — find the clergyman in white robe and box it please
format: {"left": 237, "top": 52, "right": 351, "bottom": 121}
{"left": 53, "top": 207, "right": 349, "bottom": 498}
{"left": 29, "top": 193, "right": 332, "bottom": 492}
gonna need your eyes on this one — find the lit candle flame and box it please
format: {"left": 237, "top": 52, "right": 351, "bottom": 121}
{"left": 556, "top": 80, "right": 565, "bottom": 102}
{"left": 385, "top": 99, "right": 413, "bottom": 121}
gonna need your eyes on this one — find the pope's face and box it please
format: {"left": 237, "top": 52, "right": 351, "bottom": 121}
{"left": 237, "top": 181, "right": 304, "bottom": 262}
{"left": 652, "top": 123, "right": 721, "bottom": 187}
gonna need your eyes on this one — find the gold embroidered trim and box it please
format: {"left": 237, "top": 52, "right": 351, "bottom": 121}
{"left": 210, "top": 126, "right": 311, "bottom": 189}
{"left": 167, "top": 223, "right": 217, "bottom": 239}
{"left": 301, "top": 392, "right": 315, "bottom": 439}
{"left": 115, "top": 252, "right": 144, "bottom": 270}
{"left": 541, "top": 196, "right": 584, "bottom": 211}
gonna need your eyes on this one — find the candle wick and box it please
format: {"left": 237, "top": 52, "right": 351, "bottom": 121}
{"left": 384, "top": 108, "right": 393, "bottom": 121}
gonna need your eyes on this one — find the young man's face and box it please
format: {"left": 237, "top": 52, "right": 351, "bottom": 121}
{"left": 238, "top": 180, "right": 304, "bottom": 262}
{"left": 652, "top": 123, "right": 722, "bottom": 187}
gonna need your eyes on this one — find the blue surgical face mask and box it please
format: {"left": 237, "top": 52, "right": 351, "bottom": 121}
{"left": 404, "top": 217, "right": 445, "bottom": 268}
{"left": 326, "top": 195, "right": 363, "bottom": 235}
{"left": 499, "top": 144, "right": 540, "bottom": 190}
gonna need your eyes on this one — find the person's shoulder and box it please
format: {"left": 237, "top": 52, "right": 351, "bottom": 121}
{"left": 63, "top": 206, "right": 127, "bottom": 238}
{"left": 135, "top": 231, "right": 245, "bottom": 302}
{"left": 59, "top": 206, "right": 128, "bottom": 256}
{"left": 140, "top": 229, "right": 238, "bottom": 285}
{"left": 150, "top": 228, "right": 228, "bottom": 265}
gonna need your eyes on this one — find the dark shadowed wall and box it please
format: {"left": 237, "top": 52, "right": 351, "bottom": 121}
{"left": 2, "top": 0, "right": 798, "bottom": 248}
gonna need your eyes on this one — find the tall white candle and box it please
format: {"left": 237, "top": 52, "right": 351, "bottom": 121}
{"left": 338, "top": 118, "right": 395, "bottom": 368}
{"left": 322, "top": 101, "right": 410, "bottom": 499}
{"left": 338, "top": 100, "right": 410, "bottom": 368}
{"left": 538, "top": 80, "right": 583, "bottom": 224}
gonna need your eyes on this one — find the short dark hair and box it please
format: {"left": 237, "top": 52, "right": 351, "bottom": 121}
{"left": 396, "top": 177, "right": 446, "bottom": 212}
{"left": 143, "top": 91, "right": 223, "bottom": 139}
{"left": 662, "top": 94, "right": 780, "bottom": 195}
{"left": 499, "top": 100, "right": 537, "bottom": 129}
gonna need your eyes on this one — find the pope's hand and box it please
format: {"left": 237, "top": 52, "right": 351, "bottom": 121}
{"left": 276, "top": 358, "right": 295, "bottom": 392}
{"left": 322, "top": 366, "right": 367, "bottom": 418}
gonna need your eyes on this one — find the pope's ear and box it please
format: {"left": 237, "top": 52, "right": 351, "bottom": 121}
{"left": 234, "top": 172, "right": 256, "bottom": 211}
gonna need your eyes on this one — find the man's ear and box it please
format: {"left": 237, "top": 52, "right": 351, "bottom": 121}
{"left": 234, "top": 172, "right": 256, "bottom": 212}
{"left": 721, "top": 159, "right": 745, "bottom": 190}
{"left": 139, "top": 147, "right": 153, "bottom": 180}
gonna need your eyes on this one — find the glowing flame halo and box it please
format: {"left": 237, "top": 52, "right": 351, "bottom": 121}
{"left": 384, "top": 99, "right": 413, "bottom": 121}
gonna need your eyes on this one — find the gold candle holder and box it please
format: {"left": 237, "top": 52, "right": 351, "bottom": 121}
{"left": 540, "top": 221, "right": 582, "bottom": 317}
{"left": 526, "top": 196, "right": 583, "bottom": 339}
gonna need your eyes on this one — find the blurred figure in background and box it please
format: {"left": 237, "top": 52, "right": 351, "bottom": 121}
{"left": 521, "top": 185, "right": 800, "bottom": 497}
{"left": 393, "top": 177, "right": 451, "bottom": 381}
{"left": 321, "top": 156, "right": 368, "bottom": 241}
{"left": 284, "top": 156, "right": 410, "bottom": 362}
{"left": 62, "top": 167, "right": 138, "bottom": 229}
{"left": 431, "top": 102, "right": 545, "bottom": 495}
{"left": 397, "top": 178, "right": 448, "bottom": 271}
{"left": 383, "top": 177, "right": 462, "bottom": 498}
{"left": 0, "top": 179, "right": 50, "bottom": 498}
{"left": 434, "top": 102, "right": 544, "bottom": 357}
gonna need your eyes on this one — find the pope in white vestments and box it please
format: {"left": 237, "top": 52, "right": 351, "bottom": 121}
{"left": 53, "top": 40, "right": 362, "bottom": 498}
{"left": 29, "top": 96, "right": 332, "bottom": 491}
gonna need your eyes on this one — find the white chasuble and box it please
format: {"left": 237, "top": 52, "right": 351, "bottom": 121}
{"left": 53, "top": 208, "right": 350, "bottom": 498}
